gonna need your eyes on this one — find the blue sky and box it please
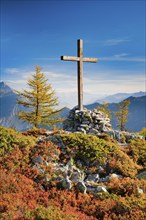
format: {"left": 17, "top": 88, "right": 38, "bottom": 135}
{"left": 1, "top": 0, "right": 146, "bottom": 107}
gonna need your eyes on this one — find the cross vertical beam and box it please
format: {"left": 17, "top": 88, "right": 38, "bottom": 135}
{"left": 77, "top": 39, "right": 83, "bottom": 110}
{"left": 61, "top": 39, "right": 98, "bottom": 110}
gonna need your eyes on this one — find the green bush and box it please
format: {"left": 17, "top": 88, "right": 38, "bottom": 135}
{"left": 108, "top": 149, "right": 141, "bottom": 178}
{"left": 60, "top": 133, "right": 112, "bottom": 166}
{"left": 0, "top": 126, "right": 36, "bottom": 157}
{"left": 127, "top": 138, "right": 146, "bottom": 167}
{"left": 60, "top": 133, "right": 141, "bottom": 177}
{"left": 139, "top": 127, "right": 146, "bottom": 139}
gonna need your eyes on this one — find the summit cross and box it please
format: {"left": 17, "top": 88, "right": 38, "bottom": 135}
{"left": 61, "top": 39, "right": 98, "bottom": 110}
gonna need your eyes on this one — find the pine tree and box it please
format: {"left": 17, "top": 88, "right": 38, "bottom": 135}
{"left": 16, "top": 66, "right": 62, "bottom": 128}
{"left": 115, "top": 100, "right": 130, "bottom": 131}
{"left": 97, "top": 103, "right": 111, "bottom": 118}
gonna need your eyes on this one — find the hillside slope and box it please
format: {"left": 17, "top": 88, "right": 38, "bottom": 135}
{"left": 0, "top": 127, "right": 146, "bottom": 219}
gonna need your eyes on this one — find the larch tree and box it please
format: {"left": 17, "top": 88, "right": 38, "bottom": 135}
{"left": 115, "top": 100, "right": 130, "bottom": 131}
{"left": 16, "top": 66, "right": 62, "bottom": 128}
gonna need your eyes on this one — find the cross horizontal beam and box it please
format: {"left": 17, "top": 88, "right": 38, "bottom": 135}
{"left": 61, "top": 39, "right": 98, "bottom": 111}
{"left": 61, "top": 56, "right": 98, "bottom": 63}
{"left": 61, "top": 56, "right": 79, "bottom": 61}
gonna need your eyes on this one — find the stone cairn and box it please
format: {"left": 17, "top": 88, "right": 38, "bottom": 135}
{"left": 63, "top": 106, "right": 113, "bottom": 135}
{"left": 63, "top": 106, "right": 143, "bottom": 142}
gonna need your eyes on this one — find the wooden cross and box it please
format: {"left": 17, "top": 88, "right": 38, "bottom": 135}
{"left": 61, "top": 39, "right": 98, "bottom": 110}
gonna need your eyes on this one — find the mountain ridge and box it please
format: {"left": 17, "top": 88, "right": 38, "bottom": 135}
{"left": 85, "top": 95, "right": 146, "bottom": 132}
{"left": 94, "top": 91, "right": 146, "bottom": 104}
{"left": 0, "top": 82, "right": 145, "bottom": 132}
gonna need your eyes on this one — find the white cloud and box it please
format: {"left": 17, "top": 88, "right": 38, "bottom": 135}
{"left": 102, "top": 38, "right": 130, "bottom": 46}
{"left": 100, "top": 54, "right": 146, "bottom": 62}
{"left": 3, "top": 67, "right": 145, "bottom": 108}
{"left": 5, "top": 68, "right": 20, "bottom": 74}
{"left": 5, "top": 80, "right": 26, "bottom": 84}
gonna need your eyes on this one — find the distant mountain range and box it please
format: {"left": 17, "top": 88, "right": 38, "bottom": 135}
{"left": 0, "top": 82, "right": 145, "bottom": 132}
{"left": 95, "top": 91, "right": 146, "bottom": 104}
{"left": 0, "top": 81, "right": 13, "bottom": 96}
{"left": 85, "top": 95, "right": 146, "bottom": 132}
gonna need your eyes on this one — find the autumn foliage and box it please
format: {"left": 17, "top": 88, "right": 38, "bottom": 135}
{"left": 0, "top": 126, "right": 146, "bottom": 219}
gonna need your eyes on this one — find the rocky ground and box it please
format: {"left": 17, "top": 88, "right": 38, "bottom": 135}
{"left": 31, "top": 129, "right": 146, "bottom": 196}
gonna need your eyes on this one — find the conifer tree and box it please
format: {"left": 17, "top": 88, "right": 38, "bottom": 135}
{"left": 115, "top": 100, "right": 130, "bottom": 131}
{"left": 16, "top": 66, "right": 62, "bottom": 128}
{"left": 97, "top": 102, "right": 111, "bottom": 118}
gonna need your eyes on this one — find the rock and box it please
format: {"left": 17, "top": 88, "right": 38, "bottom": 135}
{"left": 77, "top": 181, "right": 87, "bottom": 194}
{"left": 99, "top": 176, "right": 110, "bottom": 182}
{"left": 98, "top": 166, "right": 105, "bottom": 174}
{"left": 85, "top": 174, "right": 99, "bottom": 182}
{"left": 109, "top": 173, "right": 123, "bottom": 180}
{"left": 77, "top": 127, "right": 86, "bottom": 134}
{"left": 87, "top": 185, "right": 108, "bottom": 194}
{"left": 114, "top": 130, "right": 121, "bottom": 142}
{"left": 136, "top": 171, "right": 146, "bottom": 180}
{"left": 32, "top": 164, "right": 44, "bottom": 174}
{"left": 76, "top": 160, "right": 83, "bottom": 168}
{"left": 69, "top": 167, "right": 84, "bottom": 183}
{"left": 96, "top": 185, "right": 108, "bottom": 193}
{"left": 33, "top": 156, "right": 44, "bottom": 164}
{"left": 70, "top": 171, "right": 82, "bottom": 183}
{"left": 38, "top": 137, "right": 44, "bottom": 143}
{"left": 104, "top": 130, "right": 115, "bottom": 139}
{"left": 137, "top": 186, "right": 144, "bottom": 194}
{"left": 54, "top": 164, "right": 69, "bottom": 176}
{"left": 45, "top": 130, "right": 54, "bottom": 135}
{"left": 89, "top": 128, "right": 99, "bottom": 135}
{"left": 86, "top": 186, "right": 96, "bottom": 193}
{"left": 57, "top": 177, "right": 72, "bottom": 190}
{"left": 114, "top": 131, "right": 144, "bottom": 143}
{"left": 62, "top": 160, "right": 85, "bottom": 183}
